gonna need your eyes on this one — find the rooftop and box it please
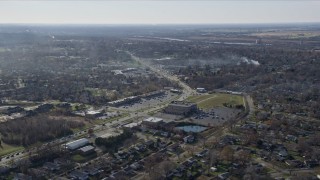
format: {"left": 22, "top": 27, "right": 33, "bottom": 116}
{"left": 79, "top": 145, "right": 95, "bottom": 152}
{"left": 123, "top": 122, "right": 140, "bottom": 128}
{"left": 143, "top": 117, "right": 163, "bottom": 123}
{"left": 66, "top": 138, "right": 89, "bottom": 150}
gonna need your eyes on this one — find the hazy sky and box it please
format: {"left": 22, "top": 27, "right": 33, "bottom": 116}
{"left": 0, "top": 1, "right": 320, "bottom": 24}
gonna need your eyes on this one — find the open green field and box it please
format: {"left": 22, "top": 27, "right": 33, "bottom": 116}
{"left": 71, "top": 153, "right": 97, "bottom": 163}
{"left": 0, "top": 47, "right": 10, "bottom": 53}
{"left": 0, "top": 142, "right": 24, "bottom": 157}
{"left": 187, "top": 93, "right": 244, "bottom": 109}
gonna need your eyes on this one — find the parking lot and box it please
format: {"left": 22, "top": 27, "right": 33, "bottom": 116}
{"left": 117, "top": 92, "right": 179, "bottom": 111}
{"left": 189, "top": 107, "right": 241, "bottom": 126}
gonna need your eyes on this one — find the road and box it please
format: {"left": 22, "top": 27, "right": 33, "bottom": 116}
{"left": 0, "top": 51, "right": 194, "bottom": 166}
{"left": 125, "top": 51, "right": 195, "bottom": 100}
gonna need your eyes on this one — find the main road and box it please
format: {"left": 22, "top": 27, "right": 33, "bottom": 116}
{"left": 124, "top": 51, "right": 196, "bottom": 100}
{"left": 0, "top": 51, "right": 195, "bottom": 166}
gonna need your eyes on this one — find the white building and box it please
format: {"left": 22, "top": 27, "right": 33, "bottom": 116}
{"left": 196, "top": 88, "right": 206, "bottom": 93}
{"left": 142, "top": 117, "right": 163, "bottom": 127}
{"left": 65, "top": 138, "right": 89, "bottom": 151}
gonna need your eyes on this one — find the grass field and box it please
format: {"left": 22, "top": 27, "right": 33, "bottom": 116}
{"left": 0, "top": 47, "right": 10, "bottom": 53}
{"left": 71, "top": 153, "right": 97, "bottom": 163}
{"left": 187, "top": 93, "right": 244, "bottom": 109}
{"left": 0, "top": 143, "right": 24, "bottom": 157}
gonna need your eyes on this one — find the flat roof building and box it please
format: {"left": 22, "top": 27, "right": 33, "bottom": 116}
{"left": 164, "top": 101, "right": 198, "bottom": 116}
{"left": 142, "top": 117, "right": 164, "bottom": 128}
{"left": 143, "top": 117, "right": 163, "bottom": 123}
{"left": 107, "top": 96, "right": 140, "bottom": 107}
{"left": 79, "top": 145, "right": 95, "bottom": 155}
{"left": 65, "top": 138, "right": 89, "bottom": 151}
{"left": 141, "top": 90, "right": 165, "bottom": 99}
{"left": 123, "top": 122, "right": 141, "bottom": 130}
{"left": 196, "top": 88, "right": 207, "bottom": 93}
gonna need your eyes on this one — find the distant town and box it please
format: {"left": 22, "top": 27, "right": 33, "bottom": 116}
{"left": 0, "top": 24, "right": 320, "bottom": 180}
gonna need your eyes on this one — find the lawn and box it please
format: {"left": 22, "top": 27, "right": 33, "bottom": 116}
{"left": 0, "top": 142, "right": 24, "bottom": 157}
{"left": 0, "top": 47, "right": 10, "bottom": 53}
{"left": 186, "top": 93, "right": 244, "bottom": 109}
{"left": 71, "top": 153, "right": 97, "bottom": 163}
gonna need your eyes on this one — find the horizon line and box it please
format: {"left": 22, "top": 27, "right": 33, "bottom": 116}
{"left": 1, "top": 22, "right": 320, "bottom": 26}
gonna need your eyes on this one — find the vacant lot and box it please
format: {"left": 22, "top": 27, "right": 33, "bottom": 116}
{"left": 187, "top": 93, "right": 244, "bottom": 109}
{"left": 0, "top": 142, "right": 24, "bottom": 157}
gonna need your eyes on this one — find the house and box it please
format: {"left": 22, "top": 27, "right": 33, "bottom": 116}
{"left": 123, "top": 166, "right": 136, "bottom": 176}
{"left": 145, "top": 140, "right": 155, "bottom": 149}
{"left": 286, "top": 135, "right": 298, "bottom": 142}
{"left": 83, "top": 167, "right": 101, "bottom": 176}
{"left": 219, "top": 135, "right": 239, "bottom": 146}
{"left": 285, "top": 160, "right": 303, "bottom": 168}
{"left": 43, "top": 162, "right": 60, "bottom": 171}
{"left": 69, "top": 170, "right": 89, "bottom": 180}
{"left": 130, "top": 162, "right": 143, "bottom": 170}
{"left": 13, "top": 173, "right": 32, "bottom": 180}
{"left": 304, "top": 160, "right": 319, "bottom": 168}
{"left": 183, "top": 135, "right": 195, "bottom": 143}
{"left": 135, "top": 144, "right": 146, "bottom": 152}
{"left": 196, "top": 149, "right": 208, "bottom": 158}
{"left": 167, "top": 143, "right": 180, "bottom": 153}
{"left": 115, "top": 151, "right": 128, "bottom": 160}
{"left": 128, "top": 147, "right": 138, "bottom": 155}
{"left": 277, "top": 150, "right": 288, "bottom": 158}
{"left": 109, "top": 171, "right": 127, "bottom": 179}
{"left": 160, "top": 131, "right": 170, "bottom": 138}
{"left": 218, "top": 172, "right": 230, "bottom": 180}
{"left": 54, "top": 158, "right": 71, "bottom": 165}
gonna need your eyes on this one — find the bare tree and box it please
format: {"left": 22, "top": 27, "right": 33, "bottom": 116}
{"left": 220, "top": 145, "right": 234, "bottom": 162}
{"left": 158, "top": 160, "right": 176, "bottom": 178}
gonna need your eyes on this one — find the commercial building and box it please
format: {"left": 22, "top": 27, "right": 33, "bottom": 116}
{"left": 196, "top": 88, "right": 207, "bottom": 93}
{"left": 170, "top": 89, "right": 182, "bottom": 94}
{"left": 141, "top": 90, "right": 165, "bottom": 99}
{"left": 142, "top": 117, "right": 164, "bottom": 128}
{"left": 164, "top": 101, "right": 198, "bottom": 116}
{"left": 85, "top": 110, "right": 103, "bottom": 119}
{"left": 123, "top": 122, "right": 141, "bottom": 131}
{"left": 65, "top": 138, "right": 90, "bottom": 151}
{"left": 79, "top": 145, "right": 96, "bottom": 155}
{"left": 107, "top": 96, "right": 140, "bottom": 107}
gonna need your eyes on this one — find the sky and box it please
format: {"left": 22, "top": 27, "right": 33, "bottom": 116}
{"left": 0, "top": 1, "right": 320, "bottom": 24}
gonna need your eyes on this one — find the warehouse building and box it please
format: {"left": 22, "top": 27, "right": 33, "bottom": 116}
{"left": 65, "top": 138, "right": 90, "bottom": 151}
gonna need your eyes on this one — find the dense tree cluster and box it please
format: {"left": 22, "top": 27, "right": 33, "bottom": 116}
{"left": 0, "top": 115, "right": 84, "bottom": 146}
{"left": 0, "top": 33, "right": 175, "bottom": 104}
{"left": 95, "top": 130, "right": 133, "bottom": 151}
